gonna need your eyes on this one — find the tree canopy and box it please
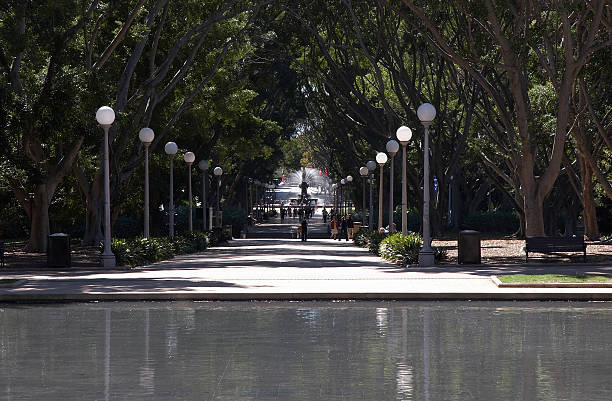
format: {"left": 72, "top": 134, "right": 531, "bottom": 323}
{"left": 0, "top": 0, "right": 610, "bottom": 249}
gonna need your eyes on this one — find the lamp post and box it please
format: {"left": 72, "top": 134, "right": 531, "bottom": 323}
{"left": 417, "top": 103, "right": 436, "bottom": 266}
{"left": 359, "top": 167, "right": 368, "bottom": 226}
{"left": 346, "top": 175, "right": 353, "bottom": 214}
{"left": 198, "top": 160, "right": 208, "bottom": 231}
{"left": 254, "top": 179, "right": 260, "bottom": 219}
{"left": 396, "top": 126, "right": 413, "bottom": 235}
{"left": 184, "top": 151, "right": 195, "bottom": 232}
{"left": 386, "top": 140, "right": 399, "bottom": 232}
{"left": 138, "top": 127, "right": 154, "bottom": 238}
{"left": 165, "top": 142, "right": 178, "bottom": 238}
{"left": 340, "top": 179, "right": 346, "bottom": 215}
{"left": 366, "top": 160, "right": 376, "bottom": 230}
{"left": 376, "top": 152, "right": 388, "bottom": 230}
{"left": 331, "top": 183, "right": 337, "bottom": 213}
{"left": 448, "top": 175, "right": 454, "bottom": 227}
{"left": 96, "top": 106, "right": 116, "bottom": 267}
{"left": 213, "top": 167, "right": 223, "bottom": 227}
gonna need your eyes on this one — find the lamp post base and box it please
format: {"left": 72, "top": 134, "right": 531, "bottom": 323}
{"left": 100, "top": 253, "right": 116, "bottom": 268}
{"left": 418, "top": 249, "right": 434, "bottom": 266}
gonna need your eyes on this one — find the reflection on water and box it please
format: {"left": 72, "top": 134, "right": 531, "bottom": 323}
{"left": 1, "top": 301, "right": 612, "bottom": 400}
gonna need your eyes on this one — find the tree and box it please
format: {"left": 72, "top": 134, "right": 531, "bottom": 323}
{"left": 284, "top": 0, "right": 480, "bottom": 232}
{"left": 72, "top": 0, "right": 274, "bottom": 244}
{"left": 387, "top": 0, "right": 611, "bottom": 236}
{"left": 0, "top": 0, "right": 100, "bottom": 251}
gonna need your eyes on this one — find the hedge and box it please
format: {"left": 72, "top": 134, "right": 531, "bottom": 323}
{"left": 354, "top": 229, "right": 447, "bottom": 266}
{"left": 103, "top": 230, "right": 230, "bottom": 268}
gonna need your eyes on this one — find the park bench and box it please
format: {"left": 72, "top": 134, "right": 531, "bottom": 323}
{"left": 525, "top": 236, "right": 587, "bottom": 263}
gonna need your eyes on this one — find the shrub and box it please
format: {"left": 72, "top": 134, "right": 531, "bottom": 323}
{"left": 353, "top": 229, "right": 370, "bottom": 247}
{"left": 104, "top": 230, "right": 218, "bottom": 267}
{"left": 353, "top": 229, "right": 391, "bottom": 255}
{"left": 379, "top": 233, "right": 422, "bottom": 266}
{"left": 366, "top": 231, "right": 390, "bottom": 256}
{"left": 378, "top": 232, "right": 448, "bottom": 266}
{"left": 183, "top": 231, "right": 210, "bottom": 251}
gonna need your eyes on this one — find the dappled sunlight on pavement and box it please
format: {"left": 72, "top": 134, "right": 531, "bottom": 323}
{"left": 2, "top": 238, "right": 612, "bottom": 300}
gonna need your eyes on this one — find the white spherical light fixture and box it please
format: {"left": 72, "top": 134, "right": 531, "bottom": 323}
{"left": 341, "top": 179, "right": 346, "bottom": 185}
{"left": 386, "top": 139, "right": 399, "bottom": 155}
{"left": 346, "top": 175, "right": 353, "bottom": 182}
{"left": 96, "top": 106, "right": 115, "bottom": 125}
{"left": 198, "top": 160, "right": 209, "bottom": 171}
{"left": 366, "top": 160, "right": 377, "bottom": 171}
{"left": 417, "top": 103, "right": 436, "bottom": 123}
{"left": 359, "top": 166, "right": 369, "bottom": 176}
{"left": 213, "top": 167, "right": 223, "bottom": 176}
{"left": 183, "top": 151, "right": 195, "bottom": 164}
{"left": 376, "top": 152, "right": 388, "bottom": 165}
{"left": 396, "top": 126, "right": 412, "bottom": 143}
{"left": 138, "top": 127, "right": 154, "bottom": 144}
{"left": 164, "top": 142, "right": 178, "bottom": 155}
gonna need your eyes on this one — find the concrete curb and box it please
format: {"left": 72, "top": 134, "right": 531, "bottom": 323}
{"left": 3, "top": 290, "right": 612, "bottom": 302}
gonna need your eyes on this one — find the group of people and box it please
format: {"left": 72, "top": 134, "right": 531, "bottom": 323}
{"left": 280, "top": 205, "right": 314, "bottom": 221}
{"left": 295, "top": 207, "right": 354, "bottom": 242}
{"left": 328, "top": 211, "right": 354, "bottom": 241}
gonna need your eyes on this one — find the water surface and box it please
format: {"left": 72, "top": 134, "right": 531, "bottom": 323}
{"left": 1, "top": 301, "right": 611, "bottom": 400}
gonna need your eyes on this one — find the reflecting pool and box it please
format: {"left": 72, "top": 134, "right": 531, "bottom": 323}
{"left": 1, "top": 301, "right": 611, "bottom": 400}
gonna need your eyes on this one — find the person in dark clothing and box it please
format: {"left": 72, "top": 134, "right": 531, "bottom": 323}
{"left": 301, "top": 218, "right": 308, "bottom": 241}
{"left": 340, "top": 216, "right": 348, "bottom": 241}
{"left": 347, "top": 215, "right": 354, "bottom": 240}
{"left": 322, "top": 208, "right": 328, "bottom": 223}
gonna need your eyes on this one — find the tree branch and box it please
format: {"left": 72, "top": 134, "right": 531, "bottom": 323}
{"left": 92, "top": 0, "right": 149, "bottom": 70}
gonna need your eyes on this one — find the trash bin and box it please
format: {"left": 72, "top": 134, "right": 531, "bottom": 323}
{"left": 458, "top": 230, "right": 481, "bottom": 264}
{"left": 47, "top": 233, "right": 71, "bottom": 267}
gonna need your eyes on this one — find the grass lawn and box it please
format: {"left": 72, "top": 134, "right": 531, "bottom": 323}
{"left": 499, "top": 274, "right": 612, "bottom": 284}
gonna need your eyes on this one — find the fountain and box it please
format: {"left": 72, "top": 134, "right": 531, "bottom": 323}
{"left": 298, "top": 168, "right": 310, "bottom": 205}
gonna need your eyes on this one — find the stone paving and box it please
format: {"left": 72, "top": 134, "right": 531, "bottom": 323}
{"left": 2, "top": 237, "right": 612, "bottom": 301}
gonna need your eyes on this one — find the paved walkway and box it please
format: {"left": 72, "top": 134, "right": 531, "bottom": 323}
{"left": 2, "top": 238, "right": 612, "bottom": 301}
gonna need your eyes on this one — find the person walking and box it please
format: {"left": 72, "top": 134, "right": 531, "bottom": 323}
{"left": 340, "top": 216, "right": 348, "bottom": 241}
{"left": 301, "top": 217, "right": 308, "bottom": 242}
{"left": 330, "top": 216, "right": 338, "bottom": 240}
{"left": 347, "top": 214, "right": 354, "bottom": 240}
{"left": 322, "top": 208, "right": 328, "bottom": 223}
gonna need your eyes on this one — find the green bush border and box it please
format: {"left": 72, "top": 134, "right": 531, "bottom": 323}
{"left": 353, "top": 229, "right": 447, "bottom": 266}
{"left": 102, "top": 230, "right": 231, "bottom": 267}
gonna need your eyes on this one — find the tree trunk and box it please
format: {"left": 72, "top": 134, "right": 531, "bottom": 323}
{"left": 83, "top": 197, "right": 104, "bottom": 246}
{"left": 11, "top": 137, "right": 84, "bottom": 252}
{"left": 581, "top": 162, "right": 599, "bottom": 240}
{"left": 25, "top": 185, "right": 51, "bottom": 252}
{"left": 80, "top": 173, "right": 105, "bottom": 246}
{"left": 522, "top": 180, "right": 546, "bottom": 237}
